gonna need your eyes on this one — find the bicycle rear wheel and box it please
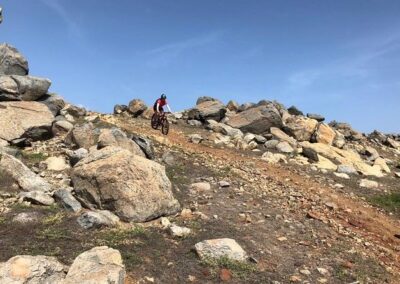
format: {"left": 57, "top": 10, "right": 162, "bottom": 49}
{"left": 161, "top": 119, "right": 169, "bottom": 135}
{"left": 151, "top": 113, "right": 159, "bottom": 129}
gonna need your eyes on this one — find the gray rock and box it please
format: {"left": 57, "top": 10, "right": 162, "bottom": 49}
{"left": 169, "top": 224, "right": 191, "bottom": 237}
{"left": 276, "top": 141, "right": 294, "bottom": 153}
{"left": 261, "top": 152, "right": 287, "bottom": 164}
{"left": 264, "top": 139, "right": 280, "bottom": 149}
{"left": 188, "top": 134, "right": 203, "bottom": 144}
{"left": 0, "top": 43, "right": 29, "bottom": 75}
{"left": 54, "top": 189, "right": 82, "bottom": 212}
{"left": 190, "top": 182, "right": 211, "bottom": 192}
{"left": 128, "top": 99, "right": 147, "bottom": 117}
{"left": 131, "top": 134, "right": 155, "bottom": 159}
{"left": 12, "top": 212, "right": 41, "bottom": 223}
{"left": 188, "top": 119, "right": 203, "bottom": 127}
{"left": 72, "top": 147, "right": 180, "bottom": 222}
{"left": 337, "top": 164, "right": 358, "bottom": 175}
{"left": 66, "top": 148, "right": 88, "bottom": 166}
{"left": 188, "top": 100, "right": 227, "bottom": 122}
{"left": 162, "top": 151, "right": 176, "bottom": 166}
{"left": 0, "top": 101, "right": 54, "bottom": 142}
{"left": 65, "top": 122, "right": 99, "bottom": 149}
{"left": 195, "top": 238, "right": 247, "bottom": 261}
{"left": 359, "top": 179, "right": 379, "bottom": 189}
{"left": 38, "top": 94, "right": 65, "bottom": 116}
{"left": 302, "top": 147, "right": 319, "bottom": 162}
{"left": 0, "top": 75, "right": 51, "bottom": 101}
{"left": 287, "top": 106, "right": 303, "bottom": 116}
{"left": 0, "top": 255, "right": 65, "bottom": 283}
{"left": 61, "top": 104, "right": 87, "bottom": 118}
{"left": 77, "top": 210, "right": 120, "bottom": 229}
{"left": 52, "top": 120, "right": 73, "bottom": 136}
{"left": 63, "top": 246, "right": 125, "bottom": 284}
{"left": 307, "top": 113, "right": 325, "bottom": 122}
{"left": 97, "top": 127, "right": 145, "bottom": 157}
{"left": 227, "top": 105, "right": 283, "bottom": 134}
{"left": 113, "top": 104, "right": 128, "bottom": 114}
{"left": 254, "top": 135, "right": 267, "bottom": 144}
{"left": 19, "top": 191, "right": 55, "bottom": 205}
{"left": 0, "top": 153, "right": 52, "bottom": 192}
{"left": 218, "top": 181, "right": 230, "bottom": 188}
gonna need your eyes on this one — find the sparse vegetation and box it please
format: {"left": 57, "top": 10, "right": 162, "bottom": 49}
{"left": 42, "top": 212, "right": 64, "bottom": 225}
{"left": 21, "top": 151, "right": 47, "bottom": 165}
{"left": 95, "top": 226, "right": 147, "bottom": 247}
{"left": 368, "top": 193, "right": 400, "bottom": 214}
{"left": 201, "top": 256, "right": 257, "bottom": 279}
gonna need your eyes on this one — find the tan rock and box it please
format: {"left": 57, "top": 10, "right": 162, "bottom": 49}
{"left": 373, "top": 157, "right": 390, "bottom": 173}
{"left": 0, "top": 101, "right": 54, "bottom": 142}
{"left": 45, "top": 156, "right": 70, "bottom": 171}
{"left": 315, "top": 155, "right": 337, "bottom": 171}
{"left": 0, "top": 255, "right": 65, "bottom": 283}
{"left": 195, "top": 238, "right": 247, "bottom": 261}
{"left": 0, "top": 153, "right": 52, "bottom": 192}
{"left": 313, "top": 123, "right": 336, "bottom": 145}
{"left": 300, "top": 142, "right": 383, "bottom": 177}
{"left": 63, "top": 246, "right": 125, "bottom": 284}
{"left": 284, "top": 116, "right": 318, "bottom": 142}
{"left": 72, "top": 147, "right": 180, "bottom": 222}
{"left": 270, "top": 127, "right": 297, "bottom": 146}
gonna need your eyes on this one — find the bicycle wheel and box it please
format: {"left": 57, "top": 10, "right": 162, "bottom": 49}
{"left": 161, "top": 118, "right": 170, "bottom": 135}
{"left": 151, "top": 113, "right": 159, "bottom": 129}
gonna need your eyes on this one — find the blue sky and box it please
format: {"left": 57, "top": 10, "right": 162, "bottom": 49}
{"left": 1, "top": 0, "right": 399, "bottom": 133}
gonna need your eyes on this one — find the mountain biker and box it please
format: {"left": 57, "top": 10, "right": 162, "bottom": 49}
{"left": 153, "top": 94, "right": 172, "bottom": 114}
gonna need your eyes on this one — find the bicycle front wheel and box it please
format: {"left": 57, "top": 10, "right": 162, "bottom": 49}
{"left": 161, "top": 119, "right": 169, "bottom": 135}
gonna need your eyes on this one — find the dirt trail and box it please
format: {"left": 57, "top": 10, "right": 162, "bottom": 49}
{"left": 111, "top": 116, "right": 400, "bottom": 276}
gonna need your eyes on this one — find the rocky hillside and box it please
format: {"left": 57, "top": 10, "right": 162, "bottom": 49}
{"left": 0, "top": 43, "right": 399, "bottom": 283}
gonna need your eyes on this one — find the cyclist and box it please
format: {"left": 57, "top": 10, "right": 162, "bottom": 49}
{"left": 153, "top": 94, "right": 172, "bottom": 114}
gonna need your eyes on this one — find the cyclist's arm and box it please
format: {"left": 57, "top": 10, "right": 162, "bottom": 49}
{"left": 166, "top": 104, "right": 172, "bottom": 113}
{"left": 156, "top": 103, "right": 160, "bottom": 112}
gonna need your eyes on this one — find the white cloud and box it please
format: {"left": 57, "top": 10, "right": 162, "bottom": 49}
{"left": 144, "top": 31, "right": 223, "bottom": 68}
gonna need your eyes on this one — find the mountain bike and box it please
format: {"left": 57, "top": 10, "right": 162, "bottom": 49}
{"left": 151, "top": 112, "right": 170, "bottom": 135}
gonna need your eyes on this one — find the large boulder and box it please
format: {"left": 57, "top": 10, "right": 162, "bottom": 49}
{"left": 0, "top": 153, "right": 53, "bottom": 192}
{"left": 206, "top": 120, "right": 243, "bottom": 138}
{"left": 312, "top": 123, "right": 336, "bottom": 145}
{"left": 226, "top": 100, "right": 239, "bottom": 112}
{"left": 188, "top": 100, "right": 227, "bottom": 122}
{"left": 97, "top": 128, "right": 145, "bottom": 157}
{"left": 0, "top": 101, "right": 54, "bottom": 142}
{"left": 63, "top": 246, "right": 125, "bottom": 284}
{"left": 65, "top": 122, "right": 99, "bottom": 149}
{"left": 0, "top": 75, "right": 51, "bottom": 101}
{"left": 71, "top": 147, "right": 180, "bottom": 222}
{"left": 0, "top": 44, "right": 29, "bottom": 76}
{"left": 287, "top": 106, "right": 303, "bottom": 116}
{"left": 283, "top": 116, "right": 318, "bottom": 142}
{"left": 0, "top": 255, "right": 65, "bottom": 283}
{"left": 128, "top": 99, "right": 147, "bottom": 117}
{"left": 130, "top": 134, "right": 155, "bottom": 160}
{"left": 227, "top": 105, "right": 283, "bottom": 134}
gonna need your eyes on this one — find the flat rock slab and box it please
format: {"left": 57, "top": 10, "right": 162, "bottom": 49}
{"left": 0, "top": 101, "right": 54, "bottom": 142}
